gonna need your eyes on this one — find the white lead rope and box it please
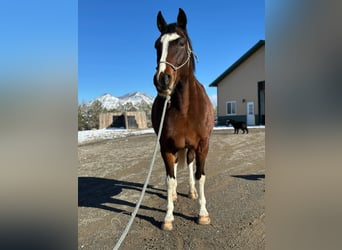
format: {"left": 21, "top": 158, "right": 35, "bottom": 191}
{"left": 113, "top": 95, "right": 170, "bottom": 250}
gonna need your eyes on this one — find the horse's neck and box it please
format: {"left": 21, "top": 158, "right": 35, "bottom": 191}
{"left": 172, "top": 75, "right": 197, "bottom": 113}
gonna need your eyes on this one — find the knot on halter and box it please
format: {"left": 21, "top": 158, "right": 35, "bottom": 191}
{"left": 159, "top": 47, "right": 198, "bottom": 71}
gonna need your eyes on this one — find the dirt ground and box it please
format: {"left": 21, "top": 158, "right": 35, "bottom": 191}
{"left": 78, "top": 128, "right": 265, "bottom": 249}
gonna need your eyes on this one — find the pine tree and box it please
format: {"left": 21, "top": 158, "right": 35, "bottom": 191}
{"left": 87, "top": 100, "right": 103, "bottom": 129}
{"left": 78, "top": 105, "right": 86, "bottom": 130}
{"left": 78, "top": 100, "right": 104, "bottom": 130}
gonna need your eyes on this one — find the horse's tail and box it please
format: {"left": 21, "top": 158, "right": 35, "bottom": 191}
{"left": 177, "top": 148, "right": 187, "bottom": 169}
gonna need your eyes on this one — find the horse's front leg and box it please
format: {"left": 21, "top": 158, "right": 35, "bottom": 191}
{"left": 195, "top": 143, "right": 211, "bottom": 225}
{"left": 197, "top": 174, "right": 210, "bottom": 224}
{"left": 161, "top": 151, "right": 177, "bottom": 231}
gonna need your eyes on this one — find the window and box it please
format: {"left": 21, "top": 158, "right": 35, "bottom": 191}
{"left": 226, "top": 101, "right": 236, "bottom": 115}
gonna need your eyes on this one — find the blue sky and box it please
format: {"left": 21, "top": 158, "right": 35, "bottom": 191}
{"left": 79, "top": 1, "right": 264, "bottom": 105}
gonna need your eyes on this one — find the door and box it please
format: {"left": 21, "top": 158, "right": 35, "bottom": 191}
{"left": 246, "top": 102, "right": 255, "bottom": 125}
{"left": 127, "top": 116, "right": 138, "bottom": 129}
{"left": 258, "top": 81, "right": 265, "bottom": 125}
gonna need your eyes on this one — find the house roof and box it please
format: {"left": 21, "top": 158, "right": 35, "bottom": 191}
{"left": 209, "top": 40, "right": 265, "bottom": 87}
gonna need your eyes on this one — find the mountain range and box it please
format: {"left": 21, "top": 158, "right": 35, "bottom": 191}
{"left": 88, "top": 92, "right": 155, "bottom": 111}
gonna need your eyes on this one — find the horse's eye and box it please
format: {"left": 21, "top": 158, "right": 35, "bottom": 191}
{"left": 178, "top": 38, "right": 186, "bottom": 46}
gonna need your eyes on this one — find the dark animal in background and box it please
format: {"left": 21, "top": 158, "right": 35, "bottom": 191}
{"left": 226, "top": 119, "right": 248, "bottom": 134}
{"left": 152, "top": 8, "right": 214, "bottom": 231}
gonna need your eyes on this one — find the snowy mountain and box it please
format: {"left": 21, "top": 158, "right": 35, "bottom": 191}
{"left": 119, "top": 92, "right": 154, "bottom": 106}
{"left": 88, "top": 92, "right": 154, "bottom": 111}
{"left": 93, "top": 93, "right": 120, "bottom": 110}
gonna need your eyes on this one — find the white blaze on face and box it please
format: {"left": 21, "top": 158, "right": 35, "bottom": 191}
{"left": 157, "top": 33, "right": 180, "bottom": 77}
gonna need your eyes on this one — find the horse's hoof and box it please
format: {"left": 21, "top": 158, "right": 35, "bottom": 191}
{"left": 161, "top": 221, "right": 173, "bottom": 231}
{"left": 188, "top": 191, "right": 198, "bottom": 200}
{"left": 197, "top": 215, "right": 210, "bottom": 225}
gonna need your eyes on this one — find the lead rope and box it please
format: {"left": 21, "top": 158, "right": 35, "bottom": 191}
{"left": 113, "top": 95, "right": 170, "bottom": 250}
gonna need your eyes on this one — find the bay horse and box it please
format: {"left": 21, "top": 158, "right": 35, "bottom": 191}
{"left": 151, "top": 8, "right": 214, "bottom": 231}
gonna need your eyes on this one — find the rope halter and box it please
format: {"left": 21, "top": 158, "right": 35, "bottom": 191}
{"left": 158, "top": 44, "right": 199, "bottom": 71}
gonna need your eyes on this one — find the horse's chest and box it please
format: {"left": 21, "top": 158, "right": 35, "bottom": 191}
{"left": 166, "top": 132, "right": 194, "bottom": 149}
{"left": 164, "top": 121, "right": 197, "bottom": 149}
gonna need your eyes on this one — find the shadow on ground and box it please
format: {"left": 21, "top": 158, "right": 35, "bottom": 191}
{"left": 230, "top": 174, "right": 265, "bottom": 181}
{"left": 78, "top": 177, "right": 194, "bottom": 228}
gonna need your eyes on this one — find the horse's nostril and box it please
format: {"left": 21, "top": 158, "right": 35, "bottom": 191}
{"left": 158, "top": 73, "right": 171, "bottom": 87}
{"left": 163, "top": 74, "right": 171, "bottom": 85}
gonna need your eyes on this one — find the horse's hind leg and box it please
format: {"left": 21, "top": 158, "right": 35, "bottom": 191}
{"left": 187, "top": 149, "right": 198, "bottom": 199}
{"left": 172, "top": 162, "right": 178, "bottom": 201}
{"left": 188, "top": 161, "right": 198, "bottom": 199}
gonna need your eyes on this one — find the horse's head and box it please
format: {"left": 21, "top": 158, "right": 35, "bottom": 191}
{"left": 153, "top": 8, "right": 195, "bottom": 97}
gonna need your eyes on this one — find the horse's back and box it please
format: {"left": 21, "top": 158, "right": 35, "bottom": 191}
{"left": 194, "top": 81, "right": 214, "bottom": 132}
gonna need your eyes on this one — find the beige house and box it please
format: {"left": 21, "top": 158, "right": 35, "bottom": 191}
{"left": 209, "top": 40, "right": 265, "bottom": 126}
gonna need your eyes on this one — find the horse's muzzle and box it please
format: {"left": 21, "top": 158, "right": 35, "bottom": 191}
{"left": 154, "top": 72, "right": 174, "bottom": 96}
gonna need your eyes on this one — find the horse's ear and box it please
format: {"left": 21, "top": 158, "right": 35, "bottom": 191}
{"left": 177, "top": 8, "right": 187, "bottom": 29}
{"left": 157, "top": 11, "right": 167, "bottom": 33}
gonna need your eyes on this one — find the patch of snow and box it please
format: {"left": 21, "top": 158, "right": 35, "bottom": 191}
{"left": 78, "top": 126, "right": 264, "bottom": 144}
{"left": 78, "top": 128, "right": 155, "bottom": 144}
